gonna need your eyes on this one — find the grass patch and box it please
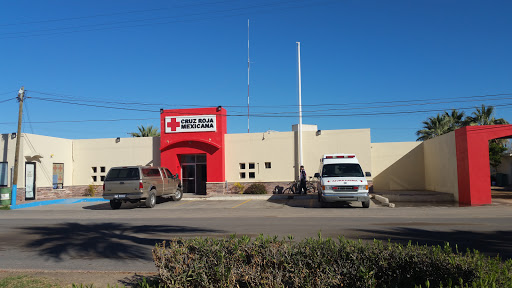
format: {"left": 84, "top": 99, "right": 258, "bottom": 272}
{"left": 0, "top": 275, "right": 59, "bottom": 288}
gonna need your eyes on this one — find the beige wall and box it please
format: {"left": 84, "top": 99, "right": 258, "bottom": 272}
{"left": 497, "top": 155, "right": 512, "bottom": 186}
{"left": 21, "top": 133, "right": 73, "bottom": 188}
{"left": 225, "top": 128, "right": 372, "bottom": 183}
{"left": 72, "top": 137, "right": 160, "bottom": 186}
{"left": 371, "top": 142, "right": 425, "bottom": 191}
{"left": 0, "top": 133, "right": 72, "bottom": 189}
{"left": 423, "top": 131, "right": 459, "bottom": 200}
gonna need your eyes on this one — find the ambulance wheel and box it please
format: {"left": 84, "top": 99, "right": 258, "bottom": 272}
{"left": 110, "top": 200, "right": 122, "bottom": 210}
{"left": 171, "top": 186, "right": 183, "bottom": 201}
{"left": 145, "top": 191, "right": 156, "bottom": 208}
{"left": 362, "top": 200, "right": 370, "bottom": 208}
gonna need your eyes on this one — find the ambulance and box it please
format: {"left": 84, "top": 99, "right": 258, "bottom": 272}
{"left": 314, "top": 154, "right": 371, "bottom": 208}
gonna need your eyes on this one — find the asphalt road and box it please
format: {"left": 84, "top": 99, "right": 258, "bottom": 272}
{"left": 1, "top": 197, "right": 512, "bottom": 273}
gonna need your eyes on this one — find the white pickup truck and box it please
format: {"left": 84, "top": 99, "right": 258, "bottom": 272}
{"left": 103, "top": 166, "right": 182, "bottom": 209}
{"left": 314, "top": 154, "right": 371, "bottom": 208}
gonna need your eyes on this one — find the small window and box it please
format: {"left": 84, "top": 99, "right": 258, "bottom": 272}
{"left": 100, "top": 167, "right": 106, "bottom": 173}
{"left": 249, "top": 163, "right": 255, "bottom": 169}
{"left": 249, "top": 172, "right": 255, "bottom": 178}
{"left": 92, "top": 167, "right": 97, "bottom": 173}
{"left": 265, "top": 162, "right": 271, "bottom": 169}
{"left": 100, "top": 175, "right": 105, "bottom": 181}
{"left": 239, "top": 163, "right": 246, "bottom": 169}
{"left": 240, "top": 172, "right": 246, "bottom": 179}
{"left": 92, "top": 176, "right": 97, "bottom": 182}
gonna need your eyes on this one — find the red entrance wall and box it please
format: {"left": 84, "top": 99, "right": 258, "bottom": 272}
{"left": 160, "top": 107, "right": 226, "bottom": 182}
{"left": 455, "top": 125, "right": 512, "bottom": 206}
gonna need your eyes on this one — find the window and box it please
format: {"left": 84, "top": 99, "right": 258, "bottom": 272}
{"left": 265, "top": 162, "right": 271, "bottom": 169}
{"left": 239, "top": 163, "right": 245, "bottom": 169}
{"left": 92, "top": 167, "right": 97, "bottom": 173}
{"left": 249, "top": 163, "right": 255, "bottom": 169}
{"left": 240, "top": 172, "right": 246, "bottom": 179}
{"left": 0, "top": 162, "right": 7, "bottom": 187}
{"left": 165, "top": 168, "right": 174, "bottom": 178}
{"left": 141, "top": 168, "right": 161, "bottom": 177}
{"left": 105, "top": 168, "right": 140, "bottom": 181}
{"left": 92, "top": 176, "right": 97, "bottom": 182}
{"left": 53, "top": 163, "right": 64, "bottom": 189}
{"left": 100, "top": 166, "right": 106, "bottom": 173}
{"left": 249, "top": 172, "right": 255, "bottom": 179}
{"left": 100, "top": 176, "right": 105, "bottom": 181}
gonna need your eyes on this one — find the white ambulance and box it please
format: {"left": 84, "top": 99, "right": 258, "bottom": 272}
{"left": 314, "top": 154, "right": 371, "bottom": 208}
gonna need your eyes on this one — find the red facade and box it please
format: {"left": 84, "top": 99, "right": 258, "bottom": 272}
{"left": 160, "top": 107, "right": 227, "bottom": 183}
{"left": 455, "top": 125, "right": 512, "bottom": 205}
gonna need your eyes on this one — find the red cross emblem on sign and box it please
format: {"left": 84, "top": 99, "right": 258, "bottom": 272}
{"left": 167, "top": 118, "right": 180, "bottom": 132}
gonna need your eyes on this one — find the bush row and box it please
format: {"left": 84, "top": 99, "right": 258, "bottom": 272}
{"left": 152, "top": 234, "right": 512, "bottom": 288}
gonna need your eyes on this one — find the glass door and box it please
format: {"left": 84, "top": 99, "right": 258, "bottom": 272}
{"left": 180, "top": 154, "right": 207, "bottom": 194}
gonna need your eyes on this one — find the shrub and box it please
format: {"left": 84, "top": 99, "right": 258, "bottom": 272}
{"left": 152, "top": 235, "right": 512, "bottom": 288}
{"left": 243, "top": 183, "right": 267, "bottom": 194}
{"left": 233, "top": 182, "right": 245, "bottom": 194}
{"left": 86, "top": 184, "right": 96, "bottom": 197}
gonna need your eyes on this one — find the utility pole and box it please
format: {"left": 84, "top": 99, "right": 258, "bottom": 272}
{"left": 12, "top": 86, "right": 24, "bottom": 206}
{"left": 247, "top": 19, "right": 250, "bottom": 133}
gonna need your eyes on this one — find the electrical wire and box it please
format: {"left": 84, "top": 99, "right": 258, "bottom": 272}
{"left": 0, "top": 0, "right": 337, "bottom": 39}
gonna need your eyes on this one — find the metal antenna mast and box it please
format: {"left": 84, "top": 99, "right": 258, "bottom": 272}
{"left": 247, "top": 19, "right": 250, "bottom": 133}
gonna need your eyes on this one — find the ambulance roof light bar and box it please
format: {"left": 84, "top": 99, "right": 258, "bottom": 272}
{"left": 324, "top": 155, "right": 356, "bottom": 159}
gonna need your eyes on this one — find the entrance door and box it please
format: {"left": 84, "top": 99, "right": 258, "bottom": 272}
{"left": 25, "top": 162, "right": 36, "bottom": 200}
{"left": 180, "top": 154, "right": 207, "bottom": 195}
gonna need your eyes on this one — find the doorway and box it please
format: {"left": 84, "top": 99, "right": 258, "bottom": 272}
{"left": 25, "top": 162, "right": 36, "bottom": 200}
{"left": 180, "top": 154, "right": 207, "bottom": 195}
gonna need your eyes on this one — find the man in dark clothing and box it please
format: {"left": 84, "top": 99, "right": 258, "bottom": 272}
{"left": 299, "top": 165, "right": 307, "bottom": 194}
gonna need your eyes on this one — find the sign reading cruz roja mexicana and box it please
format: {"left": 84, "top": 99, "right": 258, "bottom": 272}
{"left": 165, "top": 115, "right": 217, "bottom": 133}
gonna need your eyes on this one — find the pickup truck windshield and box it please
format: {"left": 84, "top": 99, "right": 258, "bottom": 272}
{"left": 322, "top": 163, "right": 364, "bottom": 178}
{"left": 105, "top": 168, "right": 140, "bottom": 181}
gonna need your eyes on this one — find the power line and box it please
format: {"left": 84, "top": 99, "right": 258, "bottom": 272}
{"left": 0, "top": 0, "right": 238, "bottom": 27}
{"left": 0, "top": 0, "right": 336, "bottom": 39}
{"left": 27, "top": 89, "right": 512, "bottom": 109}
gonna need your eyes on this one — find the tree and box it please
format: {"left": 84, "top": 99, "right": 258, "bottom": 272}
{"left": 465, "top": 104, "right": 509, "bottom": 126}
{"left": 129, "top": 125, "right": 160, "bottom": 137}
{"left": 415, "top": 113, "right": 451, "bottom": 141}
{"left": 444, "top": 109, "right": 466, "bottom": 131}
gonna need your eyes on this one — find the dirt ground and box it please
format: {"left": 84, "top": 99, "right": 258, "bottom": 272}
{"left": 0, "top": 270, "right": 159, "bottom": 287}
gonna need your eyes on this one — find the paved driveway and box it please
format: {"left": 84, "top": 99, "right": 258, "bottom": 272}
{"left": 1, "top": 198, "right": 512, "bottom": 273}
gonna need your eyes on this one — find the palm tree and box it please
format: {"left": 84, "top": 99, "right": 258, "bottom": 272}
{"left": 444, "top": 109, "right": 466, "bottom": 132}
{"left": 128, "top": 125, "right": 160, "bottom": 137}
{"left": 465, "top": 104, "right": 509, "bottom": 126}
{"left": 415, "top": 114, "right": 451, "bottom": 141}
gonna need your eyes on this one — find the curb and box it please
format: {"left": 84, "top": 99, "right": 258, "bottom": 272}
{"left": 183, "top": 194, "right": 317, "bottom": 201}
{"left": 372, "top": 194, "right": 395, "bottom": 208}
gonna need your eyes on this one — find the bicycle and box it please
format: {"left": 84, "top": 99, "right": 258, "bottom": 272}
{"left": 281, "top": 177, "right": 317, "bottom": 194}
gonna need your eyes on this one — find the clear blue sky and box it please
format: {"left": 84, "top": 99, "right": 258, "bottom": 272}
{"left": 1, "top": 0, "right": 511, "bottom": 143}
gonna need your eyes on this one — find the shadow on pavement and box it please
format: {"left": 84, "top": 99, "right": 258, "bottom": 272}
{"left": 267, "top": 195, "right": 363, "bottom": 209}
{"left": 82, "top": 196, "right": 175, "bottom": 210}
{"left": 356, "top": 227, "right": 512, "bottom": 260}
{"left": 20, "top": 222, "right": 224, "bottom": 261}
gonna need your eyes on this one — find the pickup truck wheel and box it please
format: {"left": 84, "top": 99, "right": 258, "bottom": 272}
{"left": 109, "top": 200, "right": 122, "bottom": 210}
{"left": 362, "top": 200, "right": 370, "bottom": 208}
{"left": 145, "top": 191, "right": 156, "bottom": 208}
{"left": 171, "top": 186, "right": 183, "bottom": 201}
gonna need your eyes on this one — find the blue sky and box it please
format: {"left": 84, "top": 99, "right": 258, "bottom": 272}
{"left": 1, "top": 0, "right": 511, "bottom": 143}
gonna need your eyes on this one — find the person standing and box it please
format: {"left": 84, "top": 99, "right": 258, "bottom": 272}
{"left": 299, "top": 165, "right": 307, "bottom": 194}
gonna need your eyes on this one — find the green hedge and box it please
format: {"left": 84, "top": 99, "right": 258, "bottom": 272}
{"left": 152, "top": 235, "right": 512, "bottom": 288}
{"left": 243, "top": 183, "right": 267, "bottom": 194}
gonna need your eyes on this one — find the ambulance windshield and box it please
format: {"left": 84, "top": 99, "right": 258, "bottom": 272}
{"left": 322, "top": 164, "right": 364, "bottom": 178}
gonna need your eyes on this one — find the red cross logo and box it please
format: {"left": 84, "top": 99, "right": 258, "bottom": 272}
{"left": 167, "top": 117, "right": 180, "bottom": 132}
